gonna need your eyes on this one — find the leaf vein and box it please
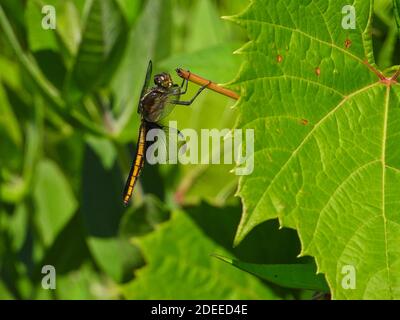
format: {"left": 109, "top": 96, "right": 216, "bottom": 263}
{"left": 243, "top": 82, "right": 381, "bottom": 229}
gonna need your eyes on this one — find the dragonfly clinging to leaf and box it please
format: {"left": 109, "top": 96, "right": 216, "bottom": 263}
{"left": 123, "top": 60, "right": 210, "bottom": 206}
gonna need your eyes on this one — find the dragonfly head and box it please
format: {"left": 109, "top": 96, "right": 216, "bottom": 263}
{"left": 154, "top": 72, "right": 173, "bottom": 88}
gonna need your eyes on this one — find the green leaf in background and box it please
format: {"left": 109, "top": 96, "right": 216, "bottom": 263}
{"left": 28, "top": 212, "right": 106, "bottom": 299}
{"left": 86, "top": 237, "right": 139, "bottom": 284}
{"left": 8, "top": 204, "right": 28, "bottom": 252}
{"left": 80, "top": 147, "right": 169, "bottom": 283}
{"left": 54, "top": 0, "right": 83, "bottom": 57}
{"left": 374, "top": 0, "right": 399, "bottom": 69}
{"left": 36, "top": 213, "right": 90, "bottom": 277}
{"left": 66, "top": 0, "right": 128, "bottom": 100}
{"left": 0, "top": 281, "right": 14, "bottom": 299}
{"left": 0, "top": 63, "right": 22, "bottom": 147}
{"left": 85, "top": 134, "right": 117, "bottom": 170}
{"left": 55, "top": 263, "right": 117, "bottom": 299}
{"left": 46, "top": 131, "right": 85, "bottom": 192}
{"left": 1, "top": 97, "right": 42, "bottom": 204}
{"left": 124, "top": 201, "right": 306, "bottom": 299}
{"left": 0, "top": 57, "right": 22, "bottom": 93}
{"left": 0, "top": 5, "right": 65, "bottom": 111}
{"left": 80, "top": 146, "right": 143, "bottom": 283}
{"left": 230, "top": 0, "right": 400, "bottom": 299}
{"left": 123, "top": 210, "right": 278, "bottom": 299}
{"left": 0, "top": 82, "right": 21, "bottom": 169}
{"left": 26, "top": 0, "right": 58, "bottom": 52}
{"left": 33, "top": 159, "right": 78, "bottom": 247}
{"left": 80, "top": 146, "right": 124, "bottom": 239}
{"left": 119, "top": 195, "right": 170, "bottom": 238}
{"left": 213, "top": 255, "right": 329, "bottom": 292}
{"left": 0, "top": 207, "right": 32, "bottom": 299}
{"left": 184, "top": 0, "right": 226, "bottom": 52}
{"left": 394, "top": 0, "right": 400, "bottom": 34}
{"left": 183, "top": 202, "right": 317, "bottom": 299}
{"left": 0, "top": 0, "right": 25, "bottom": 34}
{"left": 115, "top": 0, "right": 141, "bottom": 26}
{"left": 26, "top": 0, "right": 83, "bottom": 58}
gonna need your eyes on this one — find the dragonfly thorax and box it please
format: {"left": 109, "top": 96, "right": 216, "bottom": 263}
{"left": 140, "top": 89, "right": 170, "bottom": 123}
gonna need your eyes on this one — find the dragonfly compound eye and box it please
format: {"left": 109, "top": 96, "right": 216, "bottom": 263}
{"left": 155, "top": 73, "right": 172, "bottom": 88}
{"left": 154, "top": 74, "right": 162, "bottom": 85}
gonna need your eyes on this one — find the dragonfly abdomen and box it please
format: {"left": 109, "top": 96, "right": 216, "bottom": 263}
{"left": 123, "top": 123, "right": 147, "bottom": 206}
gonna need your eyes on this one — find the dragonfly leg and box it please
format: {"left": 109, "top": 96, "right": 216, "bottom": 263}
{"left": 170, "top": 81, "right": 211, "bottom": 106}
{"left": 180, "top": 75, "right": 189, "bottom": 94}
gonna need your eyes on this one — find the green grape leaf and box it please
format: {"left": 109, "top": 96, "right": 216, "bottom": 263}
{"left": 122, "top": 210, "right": 278, "bottom": 299}
{"left": 213, "top": 255, "right": 329, "bottom": 292}
{"left": 230, "top": 0, "right": 400, "bottom": 299}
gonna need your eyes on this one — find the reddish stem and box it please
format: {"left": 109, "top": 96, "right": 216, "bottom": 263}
{"left": 176, "top": 68, "right": 240, "bottom": 100}
{"left": 391, "top": 68, "right": 400, "bottom": 82}
{"left": 363, "top": 60, "right": 386, "bottom": 81}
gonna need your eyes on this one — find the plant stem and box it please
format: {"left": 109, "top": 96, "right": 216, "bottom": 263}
{"left": 391, "top": 67, "right": 400, "bottom": 81}
{"left": 176, "top": 68, "right": 240, "bottom": 100}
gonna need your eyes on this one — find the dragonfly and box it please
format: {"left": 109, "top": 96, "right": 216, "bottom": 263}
{"left": 123, "top": 60, "right": 210, "bottom": 206}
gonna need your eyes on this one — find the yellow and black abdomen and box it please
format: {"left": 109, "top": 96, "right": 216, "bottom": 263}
{"left": 123, "top": 123, "right": 147, "bottom": 206}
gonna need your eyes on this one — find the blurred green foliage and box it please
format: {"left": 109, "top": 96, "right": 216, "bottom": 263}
{"left": 0, "top": 0, "right": 397, "bottom": 300}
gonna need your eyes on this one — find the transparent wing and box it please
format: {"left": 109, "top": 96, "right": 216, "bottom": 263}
{"left": 161, "top": 124, "right": 187, "bottom": 155}
{"left": 144, "top": 122, "right": 187, "bottom": 165}
{"left": 158, "top": 84, "right": 181, "bottom": 120}
{"left": 137, "top": 60, "right": 153, "bottom": 113}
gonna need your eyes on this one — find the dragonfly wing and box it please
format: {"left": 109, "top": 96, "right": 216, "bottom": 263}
{"left": 144, "top": 122, "right": 168, "bottom": 164}
{"left": 123, "top": 122, "right": 147, "bottom": 206}
{"left": 161, "top": 125, "right": 187, "bottom": 154}
{"left": 157, "top": 85, "right": 181, "bottom": 120}
{"left": 144, "top": 122, "right": 187, "bottom": 164}
{"left": 137, "top": 60, "right": 153, "bottom": 114}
